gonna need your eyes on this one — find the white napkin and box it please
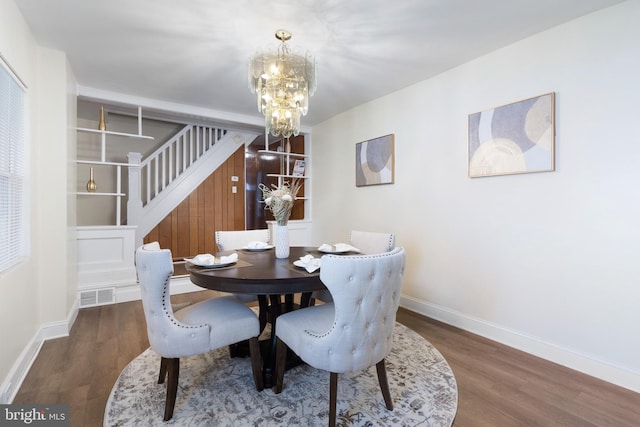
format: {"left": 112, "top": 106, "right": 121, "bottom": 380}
{"left": 247, "top": 241, "right": 270, "bottom": 249}
{"left": 191, "top": 253, "right": 215, "bottom": 265}
{"left": 219, "top": 252, "right": 238, "bottom": 264}
{"left": 298, "top": 254, "right": 322, "bottom": 273}
{"left": 191, "top": 252, "right": 237, "bottom": 265}
{"left": 318, "top": 243, "right": 360, "bottom": 253}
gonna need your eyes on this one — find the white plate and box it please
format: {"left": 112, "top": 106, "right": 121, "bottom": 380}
{"left": 184, "top": 257, "right": 237, "bottom": 268}
{"left": 293, "top": 260, "right": 321, "bottom": 272}
{"left": 243, "top": 245, "right": 274, "bottom": 252}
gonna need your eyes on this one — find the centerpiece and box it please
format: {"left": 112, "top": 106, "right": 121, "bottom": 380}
{"left": 258, "top": 178, "right": 301, "bottom": 258}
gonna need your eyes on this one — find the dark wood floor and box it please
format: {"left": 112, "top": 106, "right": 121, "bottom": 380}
{"left": 13, "top": 291, "right": 640, "bottom": 426}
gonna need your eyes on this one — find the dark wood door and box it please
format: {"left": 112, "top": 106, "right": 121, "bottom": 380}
{"left": 245, "top": 135, "right": 305, "bottom": 230}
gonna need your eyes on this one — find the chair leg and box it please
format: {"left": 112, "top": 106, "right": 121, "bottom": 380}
{"left": 376, "top": 358, "right": 393, "bottom": 410}
{"left": 164, "top": 358, "right": 180, "bottom": 421}
{"left": 329, "top": 372, "right": 338, "bottom": 427}
{"left": 249, "top": 336, "right": 264, "bottom": 392}
{"left": 273, "top": 338, "right": 288, "bottom": 393}
{"left": 158, "top": 357, "right": 168, "bottom": 384}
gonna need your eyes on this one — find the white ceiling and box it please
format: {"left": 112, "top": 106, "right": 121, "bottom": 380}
{"left": 16, "top": 0, "right": 624, "bottom": 126}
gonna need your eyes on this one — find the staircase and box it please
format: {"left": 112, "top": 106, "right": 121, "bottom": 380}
{"left": 127, "top": 124, "right": 260, "bottom": 247}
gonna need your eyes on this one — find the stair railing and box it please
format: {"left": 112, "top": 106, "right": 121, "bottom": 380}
{"left": 139, "top": 124, "right": 227, "bottom": 207}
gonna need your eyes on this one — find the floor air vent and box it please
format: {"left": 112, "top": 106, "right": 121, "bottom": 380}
{"left": 80, "top": 288, "right": 116, "bottom": 308}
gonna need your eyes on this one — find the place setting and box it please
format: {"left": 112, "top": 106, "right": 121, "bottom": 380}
{"left": 242, "top": 240, "right": 274, "bottom": 252}
{"left": 184, "top": 252, "right": 239, "bottom": 269}
{"left": 293, "top": 254, "right": 322, "bottom": 273}
{"left": 291, "top": 243, "right": 361, "bottom": 273}
{"left": 317, "top": 242, "right": 360, "bottom": 254}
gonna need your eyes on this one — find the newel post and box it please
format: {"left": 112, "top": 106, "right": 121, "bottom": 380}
{"left": 127, "top": 152, "right": 143, "bottom": 244}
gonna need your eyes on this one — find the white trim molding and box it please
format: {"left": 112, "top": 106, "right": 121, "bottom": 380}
{"left": 114, "top": 276, "right": 201, "bottom": 304}
{"left": 1, "top": 276, "right": 197, "bottom": 404}
{"left": 77, "top": 226, "right": 137, "bottom": 288}
{"left": 0, "top": 300, "right": 78, "bottom": 404}
{"left": 400, "top": 294, "right": 640, "bottom": 393}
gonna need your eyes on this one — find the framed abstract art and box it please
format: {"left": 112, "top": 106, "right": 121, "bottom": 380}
{"left": 468, "top": 93, "right": 555, "bottom": 178}
{"left": 355, "top": 134, "right": 395, "bottom": 187}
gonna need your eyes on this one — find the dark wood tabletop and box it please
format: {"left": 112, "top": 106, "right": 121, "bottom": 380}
{"left": 185, "top": 246, "right": 326, "bottom": 295}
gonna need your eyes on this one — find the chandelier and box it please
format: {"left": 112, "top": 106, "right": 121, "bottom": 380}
{"left": 248, "top": 30, "right": 317, "bottom": 138}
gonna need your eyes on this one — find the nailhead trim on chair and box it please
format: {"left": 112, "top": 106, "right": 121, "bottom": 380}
{"left": 304, "top": 250, "right": 404, "bottom": 340}
{"left": 160, "top": 276, "right": 204, "bottom": 330}
{"left": 274, "top": 247, "right": 405, "bottom": 427}
{"left": 138, "top": 242, "right": 265, "bottom": 422}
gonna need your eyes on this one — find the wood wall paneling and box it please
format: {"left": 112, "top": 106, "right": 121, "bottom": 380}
{"left": 143, "top": 146, "right": 247, "bottom": 258}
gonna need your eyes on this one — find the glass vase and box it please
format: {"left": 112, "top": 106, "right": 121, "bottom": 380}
{"left": 86, "top": 167, "right": 97, "bottom": 192}
{"left": 274, "top": 223, "right": 290, "bottom": 259}
{"left": 98, "top": 106, "right": 106, "bottom": 131}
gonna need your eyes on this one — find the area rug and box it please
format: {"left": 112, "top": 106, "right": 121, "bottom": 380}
{"left": 104, "top": 323, "right": 457, "bottom": 426}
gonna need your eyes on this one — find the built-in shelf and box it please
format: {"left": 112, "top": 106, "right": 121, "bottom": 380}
{"left": 75, "top": 105, "right": 152, "bottom": 227}
{"left": 258, "top": 149, "right": 308, "bottom": 158}
{"left": 74, "top": 192, "right": 126, "bottom": 197}
{"left": 266, "top": 174, "right": 309, "bottom": 179}
{"left": 261, "top": 139, "right": 309, "bottom": 209}
{"left": 76, "top": 127, "right": 155, "bottom": 140}
{"left": 75, "top": 159, "right": 130, "bottom": 167}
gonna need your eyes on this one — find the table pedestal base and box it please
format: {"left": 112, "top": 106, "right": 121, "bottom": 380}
{"left": 229, "top": 293, "right": 312, "bottom": 388}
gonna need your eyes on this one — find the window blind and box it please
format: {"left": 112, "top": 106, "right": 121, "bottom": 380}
{"left": 0, "top": 56, "right": 27, "bottom": 273}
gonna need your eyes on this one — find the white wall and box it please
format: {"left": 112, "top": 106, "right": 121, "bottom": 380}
{"left": 311, "top": 1, "right": 640, "bottom": 392}
{"left": 0, "top": 0, "right": 76, "bottom": 402}
{"left": 34, "top": 47, "right": 76, "bottom": 324}
{"left": 0, "top": 0, "right": 40, "bottom": 401}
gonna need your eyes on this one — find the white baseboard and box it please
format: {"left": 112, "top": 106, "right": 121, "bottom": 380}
{"left": 114, "top": 276, "right": 202, "bottom": 303}
{"left": 15, "top": 287, "right": 636, "bottom": 402}
{"left": 0, "top": 301, "right": 79, "bottom": 404}
{"left": 1, "top": 277, "right": 197, "bottom": 404}
{"left": 400, "top": 294, "right": 640, "bottom": 393}
{"left": 0, "top": 331, "right": 42, "bottom": 404}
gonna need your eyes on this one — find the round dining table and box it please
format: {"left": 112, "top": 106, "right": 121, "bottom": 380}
{"left": 185, "top": 246, "right": 327, "bottom": 388}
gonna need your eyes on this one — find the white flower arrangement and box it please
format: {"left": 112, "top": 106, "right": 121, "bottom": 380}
{"left": 258, "top": 178, "right": 302, "bottom": 225}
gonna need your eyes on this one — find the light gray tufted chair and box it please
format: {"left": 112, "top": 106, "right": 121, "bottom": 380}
{"left": 313, "top": 230, "right": 396, "bottom": 304}
{"left": 215, "top": 229, "right": 270, "bottom": 253}
{"left": 214, "top": 229, "right": 272, "bottom": 341}
{"left": 214, "top": 229, "right": 269, "bottom": 305}
{"left": 274, "top": 247, "right": 406, "bottom": 427}
{"left": 136, "top": 242, "right": 264, "bottom": 421}
{"left": 349, "top": 230, "right": 395, "bottom": 254}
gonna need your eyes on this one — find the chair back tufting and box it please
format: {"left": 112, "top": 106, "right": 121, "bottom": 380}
{"left": 135, "top": 242, "right": 210, "bottom": 358}
{"left": 317, "top": 247, "right": 406, "bottom": 373}
{"left": 312, "top": 230, "right": 397, "bottom": 304}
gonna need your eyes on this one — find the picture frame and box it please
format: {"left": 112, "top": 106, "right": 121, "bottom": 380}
{"left": 292, "top": 159, "right": 305, "bottom": 177}
{"left": 468, "top": 92, "right": 555, "bottom": 178}
{"left": 355, "top": 134, "right": 395, "bottom": 187}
